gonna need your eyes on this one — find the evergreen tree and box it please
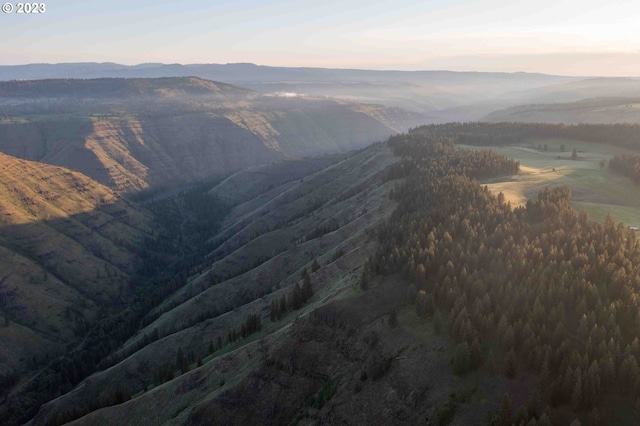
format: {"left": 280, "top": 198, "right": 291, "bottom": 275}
{"left": 471, "top": 337, "right": 482, "bottom": 368}
{"left": 360, "top": 270, "right": 369, "bottom": 291}
{"left": 181, "top": 357, "right": 190, "bottom": 375}
{"left": 176, "top": 347, "right": 184, "bottom": 370}
{"left": 571, "top": 370, "right": 582, "bottom": 411}
{"left": 416, "top": 290, "right": 428, "bottom": 318}
{"left": 505, "top": 348, "right": 517, "bottom": 378}
{"left": 389, "top": 308, "right": 398, "bottom": 329}
{"left": 498, "top": 392, "right": 513, "bottom": 426}
{"left": 452, "top": 341, "right": 472, "bottom": 375}
{"left": 302, "top": 274, "right": 313, "bottom": 301}
{"left": 538, "top": 413, "right": 552, "bottom": 426}
{"left": 406, "top": 283, "right": 417, "bottom": 305}
{"left": 487, "top": 348, "right": 497, "bottom": 376}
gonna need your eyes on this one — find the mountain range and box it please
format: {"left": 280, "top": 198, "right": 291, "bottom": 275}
{"left": 4, "top": 62, "right": 640, "bottom": 124}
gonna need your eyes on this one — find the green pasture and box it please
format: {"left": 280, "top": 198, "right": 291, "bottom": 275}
{"left": 459, "top": 138, "right": 640, "bottom": 227}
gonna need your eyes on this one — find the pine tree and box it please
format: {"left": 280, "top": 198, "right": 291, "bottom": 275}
{"left": 486, "top": 348, "right": 497, "bottom": 376}
{"left": 452, "top": 341, "right": 471, "bottom": 375}
{"left": 414, "top": 264, "right": 427, "bottom": 289}
{"left": 302, "top": 274, "right": 313, "bottom": 301}
{"left": 406, "top": 283, "right": 417, "bottom": 304}
{"left": 498, "top": 392, "right": 513, "bottom": 426}
{"left": 513, "top": 405, "right": 528, "bottom": 425}
{"left": 527, "top": 390, "right": 540, "bottom": 419}
{"left": 588, "top": 408, "right": 601, "bottom": 426}
{"left": 360, "top": 270, "right": 369, "bottom": 291}
{"left": 289, "top": 283, "right": 304, "bottom": 310}
{"left": 505, "top": 348, "right": 517, "bottom": 378}
{"left": 471, "top": 337, "right": 482, "bottom": 368}
{"left": 176, "top": 347, "right": 184, "bottom": 370}
{"left": 538, "top": 413, "right": 552, "bottom": 426}
{"left": 416, "top": 290, "right": 428, "bottom": 318}
{"left": 571, "top": 370, "right": 582, "bottom": 410}
{"left": 389, "top": 308, "right": 398, "bottom": 329}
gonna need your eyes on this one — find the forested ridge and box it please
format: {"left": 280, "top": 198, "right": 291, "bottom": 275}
{"left": 409, "top": 122, "right": 640, "bottom": 150}
{"left": 366, "top": 130, "right": 640, "bottom": 423}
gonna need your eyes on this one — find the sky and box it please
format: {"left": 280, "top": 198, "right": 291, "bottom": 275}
{"left": 1, "top": 0, "right": 639, "bottom": 76}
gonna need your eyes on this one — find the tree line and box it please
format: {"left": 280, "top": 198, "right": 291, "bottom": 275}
{"left": 609, "top": 153, "right": 640, "bottom": 184}
{"left": 408, "top": 122, "right": 640, "bottom": 150}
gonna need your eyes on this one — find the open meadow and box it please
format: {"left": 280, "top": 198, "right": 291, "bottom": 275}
{"left": 460, "top": 139, "right": 640, "bottom": 227}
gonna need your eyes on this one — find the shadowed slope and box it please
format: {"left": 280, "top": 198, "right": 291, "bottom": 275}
{"left": 0, "top": 152, "right": 153, "bottom": 381}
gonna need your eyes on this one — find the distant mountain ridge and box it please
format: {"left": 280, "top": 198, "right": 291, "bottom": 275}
{"left": 7, "top": 63, "right": 640, "bottom": 124}
{"left": 484, "top": 96, "right": 640, "bottom": 124}
{"left": 0, "top": 62, "right": 570, "bottom": 83}
{"left": 0, "top": 62, "right": 583, "bottom": 117}
{"left": 0, "top": 77, "right": 253, "bottom": 99}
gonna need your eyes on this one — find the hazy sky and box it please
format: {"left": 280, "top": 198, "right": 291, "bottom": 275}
{"left": 1, "top": 0, "right": 639, "bottom": 75}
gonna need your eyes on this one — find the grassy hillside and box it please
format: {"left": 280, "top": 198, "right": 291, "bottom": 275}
{"left": 0, "top": 152, "right": 153, "bottom": 395}
{"left": 26, "top": 143, "right": 404, "bottom": 425}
